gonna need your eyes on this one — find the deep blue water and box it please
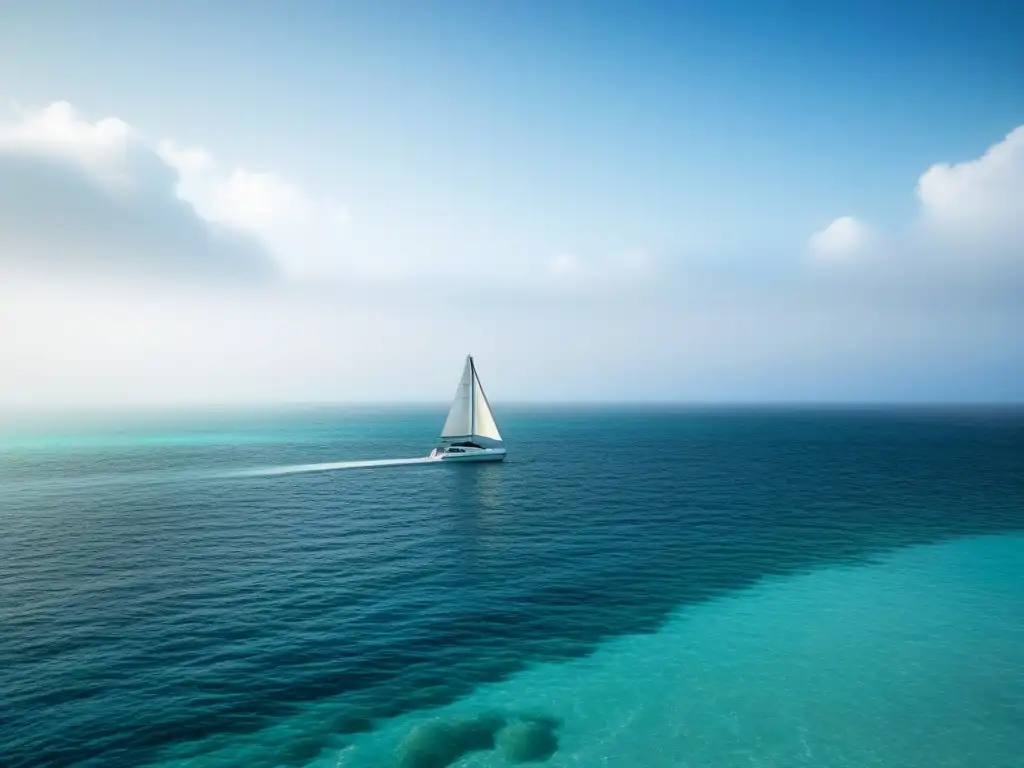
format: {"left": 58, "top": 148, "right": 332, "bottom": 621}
{"left": 1, "top": 406, "right": 1022, "bottom": 767}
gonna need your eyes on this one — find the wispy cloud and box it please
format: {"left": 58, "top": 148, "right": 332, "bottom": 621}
{"left": 807, "top": 216, "right": 877, "bottom": 263}
{"left": 541, "top": 249, "right": 654, "bottom": 294}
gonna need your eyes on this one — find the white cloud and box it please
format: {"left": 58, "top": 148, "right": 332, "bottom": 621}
{"left": 914, "top": 125, "right": 1024, "bottom": 264}
{"left": 0, "top": 102, "right": 274, "bottom": 281}
{"left": 809, "top": 124, "right": 1024, "bottom": 272}
{"left": 916, "top": 125, "right": 1024, "bottom": 238}
{"left": 807, "top": 216, "right": 876, "bottom": 262}
{"left": 155, "top": 141, "right": 214, "bottom": 175}
{"left": 0, "top": 101, "right": 134, "bottom": 190}
{"left": 0, "top": 101, "right": 361, "bottom": 283}
{"left": 158, "top": 142, "right": 354, "bottom": 280}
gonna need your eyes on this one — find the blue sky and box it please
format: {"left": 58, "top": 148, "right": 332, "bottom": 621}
{"left": 1, "top": 0, "right": 1022, "bottom": 404}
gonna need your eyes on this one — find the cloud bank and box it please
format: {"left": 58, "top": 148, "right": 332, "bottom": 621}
{"left": 0, "top": 101, "right": 638, "bottom": 293}
{"left": 0, "top": 101, "right": 1021, "bottom": 406}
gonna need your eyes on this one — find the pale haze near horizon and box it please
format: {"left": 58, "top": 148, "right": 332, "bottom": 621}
{"left": 1, "top": 2, "right": 1022, "bottom": 408}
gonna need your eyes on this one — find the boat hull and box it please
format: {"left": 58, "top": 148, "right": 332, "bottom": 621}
{"left": 429, "top": 447, "right": 506, "bottom": 462}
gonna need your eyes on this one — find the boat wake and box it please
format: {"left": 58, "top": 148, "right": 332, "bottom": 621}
{"left": 5, "top": 456, "right": 441, "bottom": 493}
{"left": 230, "top": 456, "right": 441, "bottom": 477}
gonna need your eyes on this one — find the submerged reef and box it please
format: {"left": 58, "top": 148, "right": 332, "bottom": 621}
{"left": 394, "top": 711, "right": 560, "bottom": 768}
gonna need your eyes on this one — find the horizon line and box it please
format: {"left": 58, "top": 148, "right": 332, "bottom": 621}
{"left": 2, "top": 399, "right": 1023, "bottom": 413}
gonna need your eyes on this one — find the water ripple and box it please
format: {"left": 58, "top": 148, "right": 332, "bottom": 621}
{"left": 1, "top": 407, "right": 1022, "bottom": 767}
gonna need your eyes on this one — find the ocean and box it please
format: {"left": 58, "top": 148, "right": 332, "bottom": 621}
{"left": 1, "top": 406, "right": 1022, "bottom": 768}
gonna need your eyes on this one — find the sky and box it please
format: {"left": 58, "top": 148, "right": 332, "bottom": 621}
{"left": 1, "top": 0, "right": 1022, "bottom": 406}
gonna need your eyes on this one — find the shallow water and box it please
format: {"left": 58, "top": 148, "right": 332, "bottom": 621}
{"left": 1, "top": 406, "right": 1022, "bottom": 767}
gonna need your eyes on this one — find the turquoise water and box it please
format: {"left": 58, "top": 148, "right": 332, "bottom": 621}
{"left": 1, "top": 406, "right": 1022, "bottom": 767}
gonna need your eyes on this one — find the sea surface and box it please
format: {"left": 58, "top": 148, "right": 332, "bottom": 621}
{"left": 1, "top": 405, "right": 1022, "bottom": 768}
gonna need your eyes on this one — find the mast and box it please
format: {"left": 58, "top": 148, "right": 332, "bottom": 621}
{"left": 469, "top": 354, "right": 475, "bottom": 438}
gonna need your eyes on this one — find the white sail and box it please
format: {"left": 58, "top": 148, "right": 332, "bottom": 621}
{"left": 440, "top": 356, "right": 474, "bottom": 438}
{"left": 439, "top": 355, "right": 503, "bottom": 444}
{"left": 471, "top": 364, "right": 502, "bottom": 442}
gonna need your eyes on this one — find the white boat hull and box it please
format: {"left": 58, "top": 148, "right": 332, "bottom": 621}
{"left": 428, "top": 446, "right": 506, "bottom": 462}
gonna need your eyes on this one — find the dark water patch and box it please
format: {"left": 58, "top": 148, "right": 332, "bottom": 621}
{"left": 496, "top": 716, "right": 560, "bottom": 763}
{"left": 275, "top": 733, "right": 330, "bottom": 767}
{"left": 497, "top": 724, "right": 557, "bottom": 765}
{"left": 392, "top": 711, "right": 560, "bottom": 768}
{"left": 1, "top": 407, "right": 1023, "bottom": 767}
{"left": 394, "top": 712, "right": 506, "bottom": 768}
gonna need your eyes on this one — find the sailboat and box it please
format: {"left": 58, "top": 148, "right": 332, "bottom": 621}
{"left": 428, "top": 355, "right": 506, "bottom": 462}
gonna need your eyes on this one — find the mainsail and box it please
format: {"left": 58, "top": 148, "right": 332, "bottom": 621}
{"left": 440, "top": 355, "right": 503, "bottom": 443}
